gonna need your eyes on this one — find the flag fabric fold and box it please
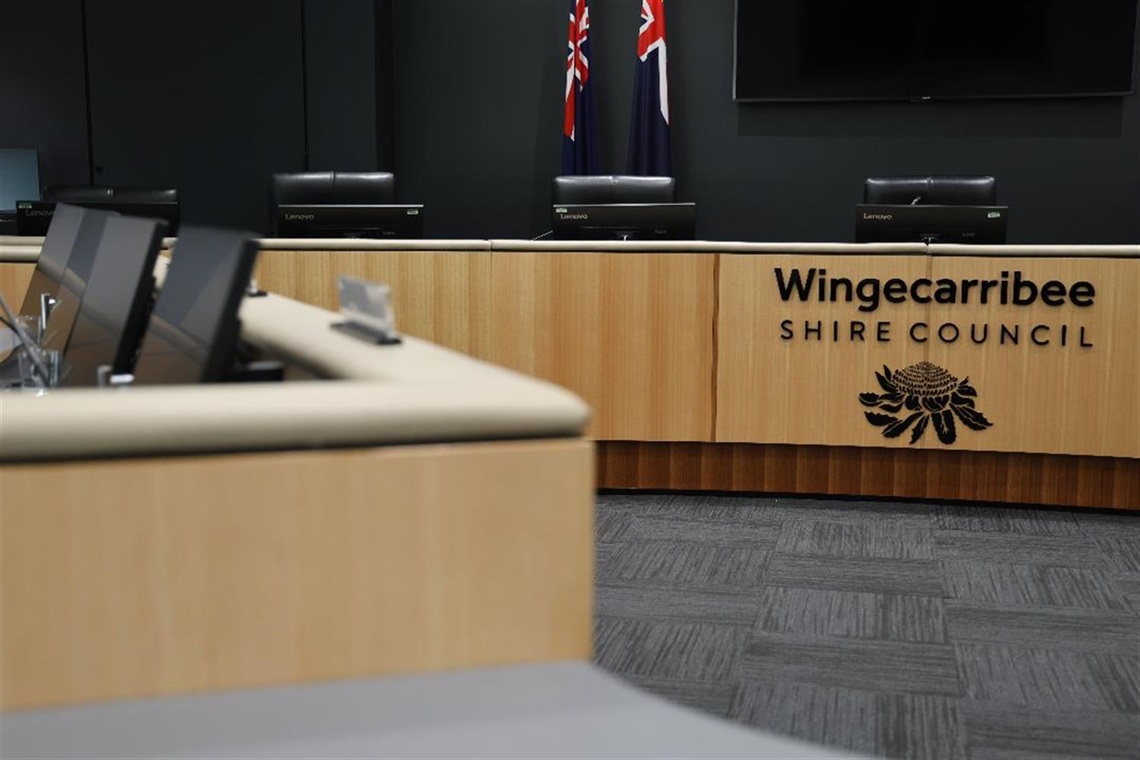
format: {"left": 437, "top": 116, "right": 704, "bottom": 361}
{"left": 627, "top": 0, "right": 671, "bottom": 176}
{"left": 563, "top": 0, "right": 600, "bottom": 175}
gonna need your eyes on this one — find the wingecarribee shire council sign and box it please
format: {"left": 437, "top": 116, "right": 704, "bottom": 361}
{"left": 715, "top": 252, "right": 1139, "bottom": 459}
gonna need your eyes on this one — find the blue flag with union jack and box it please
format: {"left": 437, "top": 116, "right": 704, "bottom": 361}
{"left": 627, "top": 0, "right": 671, "bottom": 176}
{"left": 563, "top": 0, "right": 599, "bottom": 175}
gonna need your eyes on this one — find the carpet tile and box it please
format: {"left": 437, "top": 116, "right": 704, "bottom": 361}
{"left": 956, "top": 643, "right": 1140, "bottom": 712}
{"left": 752, "top": 588, "right": 948, "bottom": 644}
{"left": 601, "top": 541, "right": 769, "bottom": 590}
{"left": 940, "top": 561, "right": 1130, "bottom": 610}
{"left": 765, "top": 554, "right": 946, "bottom": 596}
{"left": 740, "top": 633, "right": 961, "bottom": 696}
{"left": 944, "top": 602, "right": 1140, "bottom": 655}
{"left": 936, "top": 531, "right": 1111, "bottom": 568}
{"left": 960, "top": 705, "right": 1140, "bottom": 760}
{"left": 593, "top": 493, "right": 1140, "bottom": 759}
{"left": 594, "top": 618, "right": 749, "bottom": 683}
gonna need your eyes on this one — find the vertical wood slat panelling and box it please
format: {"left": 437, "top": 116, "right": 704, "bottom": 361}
{"left": 255, "top": 249, "right": 494, "bottom": 360}
{"left": 716, "top": 253, "right": 932, "bottom": 448}
{"left": 0, "top": 262, "right": 36, "bottom": 310}
{"left": 2, "top": 439, "right": 595, "bottom": 709}
{"left": 597, "top": 441, "right": 1140, "bottom": 510}
{"left": 925, "top": 257, "right": 1140, "bottom": 458}
{"left": 489, "top": 252, "right": 717, "bottom": 441}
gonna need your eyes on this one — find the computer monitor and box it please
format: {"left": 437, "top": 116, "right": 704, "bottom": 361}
{"left": 551, "top": 203, "right": 697, "bottom": 241}
{"left": 56, "top": 215, "right": 166, "bottom": 386}
{"left": 16, "top": 204, "right": 92, "bottom": 321}
{"left": 132, "top": 226, "right": 259, "bottom": 384}
{"left": 274, "top": 204, "right": 424, "bottom": 238}
{"left": 37, "top": 207, "right": 117, "bottom": 356}
{"left": 854, "top": 204, "right": 1009, "bottom": 244}
{"left": 0, "top": 149, "right": 41, "bottom": 211}
{"left": 16, "top": 200, "right": 180, "bottom": 236}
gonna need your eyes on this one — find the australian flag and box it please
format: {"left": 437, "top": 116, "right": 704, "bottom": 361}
{"left": 627, "top": 0, "right": 671, "bottom": 176}
{"left": 563, "top": 0, "right": 599, "bottom": 175}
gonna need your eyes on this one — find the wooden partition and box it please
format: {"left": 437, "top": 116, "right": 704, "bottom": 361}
{"left": 2, "top": 439, "right": 593, "bottom": 710}
{"left": 489, "top": 252, "right": 716, "bottom": 440}
{"left": 258, "top": 246, "right": 717, "bottom": 441}
{"left": 10, "top": 239, "right": 1137, "bottom": 508}
{"left": 256, "top": 247, "right": 494, "bottom": 358}
{"left": 716, "top": 252, "right": 1140, "bottom": 459}
{"left": 0, "top": 261, "right": 35, "bottom": 307}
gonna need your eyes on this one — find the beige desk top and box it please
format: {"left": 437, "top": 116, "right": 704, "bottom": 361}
{"left": 3, "top": 236, "right": 1138, "bottom": 259}
{"left": 0, "top": 294, "right": 589, "bottom": 463}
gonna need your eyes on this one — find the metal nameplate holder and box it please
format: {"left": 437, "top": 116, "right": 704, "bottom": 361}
{"left": 331, "top": 275, "right": 402, "bottom": 345}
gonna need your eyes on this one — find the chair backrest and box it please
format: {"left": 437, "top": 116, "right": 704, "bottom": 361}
{"left": 43, "top": 186, "right": 179, "bottom": 204}
{"left": 552, "top": 175, "right": 675, "bottom": 205}
{"left": 863, "top": 176, "right": 997, "bottom": 206}
{"left": 271, "top": 172, "right": 396, "bottom": 206}
{"left": 43, "top": 186, "right": 114, "bottom": 203}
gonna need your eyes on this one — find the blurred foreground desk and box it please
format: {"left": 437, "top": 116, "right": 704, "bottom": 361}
{"left": 2, "top": 662, "right": 857, "bottom": 759}
{"left": 0, "top": 276, "right": 857, "bottom": 759}
{"left": 0, "top": 292, "right": 593, "bottom": 710}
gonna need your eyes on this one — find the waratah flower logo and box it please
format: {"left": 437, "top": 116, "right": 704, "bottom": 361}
{"left": 859, "top": 361, "right": 993, "bottom": 445}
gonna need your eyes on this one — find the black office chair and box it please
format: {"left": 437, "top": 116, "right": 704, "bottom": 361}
{"left": 42, "top": 186, "right": 115, "bottom": 203}
{"left": 270, "top": 172, "right": 396, "bottom": 207}
{"left": 863, "top": 176, "right": 996, "bottom": 206}
{"left": 41, "top": 186, "right": 180, "bottom": 234}
{"left": 552, "top": 175, "right": 675, "bottom": 205}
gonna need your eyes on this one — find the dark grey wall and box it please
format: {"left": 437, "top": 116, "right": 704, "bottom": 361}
{"left": 4, "top": 0, "right": 1137, "bottom": 241}
{"left": 0, "top": 0, "right": 91, "bottom": 188}
{"left": 304, "top": 0, "right": 379, "bottom": 172}
{"left": 1, "top": 0, "right": 389, "bottom": 233}
{"left": 394, "top": 0, "right": 1140, "bottom": 243}
{"left": 84, "top": 0, "right": 307, "bottom": 232}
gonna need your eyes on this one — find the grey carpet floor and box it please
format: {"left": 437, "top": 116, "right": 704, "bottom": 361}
{"left": 593, "top": 493, "right": 1140, "bottom": 760}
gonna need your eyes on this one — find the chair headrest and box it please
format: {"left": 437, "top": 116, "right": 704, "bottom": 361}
{"left": 553, "top": 175, "right": 675, "bottom": 205}
{"left": 42, "top": 186, "right": 179, "bottom": 204}
{"left": 43, "top": 186, "right": 114, "bottom": 203}
{"left": 864, "top": 176, "right": 997, "bottom": 206}
{"left": 271, "top": 172, "right": 396, "bottom": 205}
{"left": 114, "top": 187, "right": 179, "bottom": 204}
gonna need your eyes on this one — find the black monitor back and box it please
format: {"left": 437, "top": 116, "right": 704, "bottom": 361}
{"left": 275, "top": 204, "right": 424, "bottom": 239}
{"left": 18, "top": 195, "right": 180, "bottom": 235}
{"left": 17, "top": 204, "right": 91, "bottom": 318}
{"left": 551, "top": 203, "right": 696, "bottom": 241}
{"left": 855, "top": 204, "right": 1009, "bottom": 244}
{"left": 132, "top": 227, "right": 259, "bottom": 384}
{"left": 36, "top": 207, "right": 115, "bottom": 353}
{"left": 863, "top": 176, "right": 997, "bottom": 206}
{"left": 57, "top": 215, "right": 166, "bottom": 386}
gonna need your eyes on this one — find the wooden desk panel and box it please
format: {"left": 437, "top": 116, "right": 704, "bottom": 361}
{"left": 2, "top": 439, "right": 594, "bottom": 709}
{"left": 0, "top": 262, "right": 35, "bottom": 308}
{"left": 926, "top": 257, "right": 1139, "bottom": 458}
{"left": 255, "top": 249, "right": 494, "bottom": 359}
{"left": 717, "top": 253, "right": 931, "bottom": 448}
{"left": 490, "top": 252, "right": 717, "bottom": 441}
{"left": 597, "top": 441, "right": 1139, "bottom": 510}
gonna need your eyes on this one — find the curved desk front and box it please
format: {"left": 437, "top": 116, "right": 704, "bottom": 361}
{"left": 4, "top": 236, "right": 1136, "bottom": 509}
{"left": 0, "top": 291, "right": 593, "bottom": 710}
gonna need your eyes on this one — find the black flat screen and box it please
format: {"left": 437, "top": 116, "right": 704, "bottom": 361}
{"left": 18, "top": 204, "right": 89, "bottom": 318}
{"left": 131, "top": 227, "right": 258, "bottom": 384}
{"left": 38, "top": 207, "right": 114, "bottom": 353}
{"left": 57, "top": 216, "right": 166, "bottom": 386}
{"left": 734, "top": 0, "right": 1138, "bottom": 101}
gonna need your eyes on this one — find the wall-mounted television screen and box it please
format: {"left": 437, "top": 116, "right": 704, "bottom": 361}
{"left": 734, "top": 0, "right": 1138, "bottom": 102}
